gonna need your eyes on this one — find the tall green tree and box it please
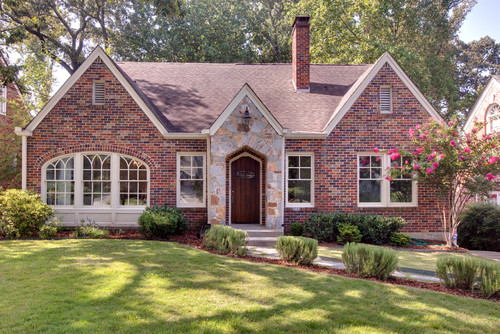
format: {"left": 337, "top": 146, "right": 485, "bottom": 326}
{"left": 455, "top": 36, "right": 500, "bottom": 119}
{"left": 287, "top": 0, "right": 477, "bottom": 119}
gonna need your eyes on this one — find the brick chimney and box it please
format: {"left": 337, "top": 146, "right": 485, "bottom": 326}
{"left": 292, "top": 15, "right": 310, "bottom": 92}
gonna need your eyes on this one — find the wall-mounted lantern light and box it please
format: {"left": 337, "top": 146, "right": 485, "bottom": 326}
{"left": 242, "top": 107, "right": 251, "bottom": 132}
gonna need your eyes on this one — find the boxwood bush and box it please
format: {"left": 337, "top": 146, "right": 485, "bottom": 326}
{"left": 203, "top": 225, "right": 248, "bottom": 256}
{"left": 304, "top": 212, "right": 405, "bottom": 245}
{"left": 276, "top": 236, "right": 318, "bottom": 265}
{"left": 0, "top": 189, "right": 55, "bottom": 238}
{"left": 289, "top": 222, "right": 304, "bottom": 236}
{"left": 342, "top": 243, "right": 398, "bottom": 280}
{"left": 458, "top": 203, "right": 500, "bottom": 251}
{"left": 336, "top": 223, "right": 362, "bottom": 245}
{"left": 138, "top": 205, "right": 187, "bottom": 239}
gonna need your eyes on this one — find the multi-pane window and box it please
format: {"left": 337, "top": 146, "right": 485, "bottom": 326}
{"left": 83, "top": 154, "right": 111, "bottom": 206}
{"left": 45, "top": 157, "right": 74, "bottom": 205}
{"left": 487, "top": 104, "right": 500, "bottom": 133}
{"left": 358, "top": 153, "right": 416, "bottom": 207}
{"left": 390, "top": 157, "right": 413, "bottom": 203}
{"left": 358, "top": 155, "right": 382, "bottom": 203}
{"left": 287, "top": 154, "right": 313, "bottom": 206}
{"left": 0, "top": 86, "right": 6, "bottom": 115}
{"left": 120, "top": 157, "right": 148, "bottom": 205}
{"left": 177, "top": 154, "right": 205, "bottom": 207}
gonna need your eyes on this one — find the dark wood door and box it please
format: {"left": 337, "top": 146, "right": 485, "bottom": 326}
{"left": 231, "top": 157, "right": 260, "bottom": 224}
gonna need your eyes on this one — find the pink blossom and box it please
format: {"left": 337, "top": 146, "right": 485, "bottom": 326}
{"left": 426, "top": 168, "right": 434, "bottom": 174}
{"left": 415, "top": 124, "right": 421, "bottom": 129}
{"left": 427, "top": 152, "right": 436, "bottom": 162}
{"left": 439, "top": 154, "right": 444, "bottom": 159}
{"left": 386, "top": 177, "right": 393, "bottom": 181}
{"left": 450, "top": 140, "right": 457, "bottom": 147}
{"left": 453, "top": 131, "right": 458, "bottom": 136}
{"left": 448, "top": 121, "right": 454, "bottom": 126}
{"left": 463, "top": 147, "right": 471, "bottom": 153}
{"left": 493, "top": 194, "right": 498, "bottom": 199}
{"left": 432, "top": 162, "right": 439, "bottom": 168}
{"left": 486, "top": 173, "right": 496, "bottom": 181}
{"left": 405, "top": 160, "right": 409, "bottom": 165}
{"left": 376, "top": 157, "right": 380, "bottom": 162}
{"left": 419, "top": 134, "right": 426, "bottom": 139}
{"left": 387, "top": 149, "right": 394, "bottom": 155}
{"left": 472, "top": 127, "right": 478, "bottom": 134}
{"left": 409, "top": 128, "right": 415, "bottom": 136}
{"left": 372, "top": 147, "right": 379, "bottom": 153}
{"left": 415, "top": 148, "right": 424, "bottom": 154}
{"left": 460, "top": 156, "right": 465, "bottom": 160}
{"left": 391, "top": 153, "right": 401, "bottom": 161}
{"left": 413, "top": 164, "right": 420, "bottom": 170}
{"left": 488, "top": 156, "right": 499, "bottom": 164}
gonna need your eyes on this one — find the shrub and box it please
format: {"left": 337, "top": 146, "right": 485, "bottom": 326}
{"left": 0, "top": 189, "right": 54, "bottom": 237}
{"left": 436, "top": 257, "right": 479, "bottom": 291}
{"left": 138, "top": 205, "right": 187, "bottom": 239}
{"left": 276, "top": 236, "right": 318, "bottom": 265}
{"left": 342, "top": 243, "right": 398, "bottom": 280}
{"left": 390, "top": 232, "right": 411, "bottom": 247}
{"left": 304, "top": 212, "right": 405, "bottom": 245}
{"left": 289, "top": 222, "right": 304, "bottom": 236}
{"left": 478, "top": 261, "right": 500, "bottom": 298}
{"left": 458, "top": 203, "right": 500, "bottom": 251}
{"left": 203, "top": 225, "right": 248, "bottom": 256}
{"left": 39, "top": 218, "right": 61, "bottom": 239}
{"left": 336, "top": 223, "right": 362, "bottom": 245}
{"left": 74, "top": 220, "right": 110, "bottom": 239}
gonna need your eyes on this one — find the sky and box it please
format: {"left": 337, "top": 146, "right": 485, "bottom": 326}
{"left": 50, "top": 0, "right": 500, "bottom": 92}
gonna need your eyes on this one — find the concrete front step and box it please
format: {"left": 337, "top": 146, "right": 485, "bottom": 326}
{"left": 230, "top": 224, "right": 283, "bottom": 247}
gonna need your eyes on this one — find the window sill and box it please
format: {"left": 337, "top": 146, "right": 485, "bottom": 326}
{"left": 357, "top": 203, "right": 418, "bottom": 208}
{"left": 176, "top": 203, "right": 206, "bottom": 209}
{"left": 286, "top": 203, "right": 314, "bottom": 209}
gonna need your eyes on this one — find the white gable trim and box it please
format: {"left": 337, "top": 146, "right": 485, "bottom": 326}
{"left": 24, "top": 47, "right": 169, "bottom": 135}
{"left": 463, "top": 77, "right": 500, "bottom": 132}
{"left": 209, "top": 83, "right": 284, "bottom": 136}
{"left": 323, "top": 52, "right": 442, "bottom": 136}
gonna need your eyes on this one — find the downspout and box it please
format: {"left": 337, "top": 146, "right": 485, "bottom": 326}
{"left": 14, "top": 127, "right": 32, "bottom": 190}
{"left": 203, "top": 129, "right": 211, "bottom": 224}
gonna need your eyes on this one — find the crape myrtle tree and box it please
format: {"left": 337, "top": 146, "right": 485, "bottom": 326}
{"left": 383, "top": 119, "right": 500, "bottom": 248}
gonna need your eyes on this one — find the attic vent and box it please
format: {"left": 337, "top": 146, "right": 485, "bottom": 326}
{"left": 92, "top": 81, "right": 105, "bottom": 105}
{"left": 380, "top": 86, "right": 392, "bottom": 114}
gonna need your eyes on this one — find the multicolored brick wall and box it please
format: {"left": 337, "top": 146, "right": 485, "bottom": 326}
{"left": 26, "top": 57, "right": 207, "bottom": 229}
{"left": 464, "top": 79, "right": 500, "bottom": 135}
{"left": 284, "top": 63, "right": 442, "bottom": 236}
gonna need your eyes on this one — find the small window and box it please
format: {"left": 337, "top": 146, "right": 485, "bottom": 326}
{"left": 380, "top": 86, "right": 392, "bottom": 113}
{"left": 358, "top": 155, "right": 382, "bottom": 203}
{"left": 286, "top": 153, "right": 314, "bottom": 207}
{"left": 92, "top": 81, "right": 105, "bottom": 105}
{"left": 177, "top": 153, "right": 206, "bottom": 207}
{"left": 0, "top": 86, "right": 7, "bottom": 115}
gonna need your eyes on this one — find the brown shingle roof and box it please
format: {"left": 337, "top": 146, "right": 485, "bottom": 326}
{"left": 117, "top": 62, "right": 371, "bottom": 133}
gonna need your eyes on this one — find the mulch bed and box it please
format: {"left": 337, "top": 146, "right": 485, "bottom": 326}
{"left": 318, "top": 240, "right": 468, "bottom": 252}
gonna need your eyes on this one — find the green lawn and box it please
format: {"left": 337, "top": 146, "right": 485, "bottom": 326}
{"left": 0, "top": 240, "right": 498, "bottom": 333}
{"left": 318, "top": 246, "right": 491, "bottom": 272}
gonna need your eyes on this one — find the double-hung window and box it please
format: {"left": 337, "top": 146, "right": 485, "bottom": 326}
{"left": 177, "top": 153, "right": 206, "bottom": 207}
{"left": 358, "top": 153, "right": 417, "bottom": 207}
{"left": 286, "top": 153, "right": 314, "bottom": 207}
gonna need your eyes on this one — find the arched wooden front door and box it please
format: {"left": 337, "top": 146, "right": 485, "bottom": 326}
{"left": 231, "top": 156, "right": 260, "bottom": 224}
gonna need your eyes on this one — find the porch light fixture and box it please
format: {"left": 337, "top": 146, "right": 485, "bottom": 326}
{"left": 242, "top": 107, "right": 251, "bottom": 132}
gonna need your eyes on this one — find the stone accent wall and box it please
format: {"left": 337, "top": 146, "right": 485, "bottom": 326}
{"left": 209, "top": 96, "right": 283, "bottom": 228}
{"left": 284, "top": 63, "right": 443, "bottom": 238}
{"left": 26, "top": 57, "right": 207, "bottom": 228}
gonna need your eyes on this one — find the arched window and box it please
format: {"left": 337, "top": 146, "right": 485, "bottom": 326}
{"left": 45, "top": 156, "right": 74, "bottom": 205}
{"left": 487, "top": 104, "right": 500, "bottom": 133}
{"left": 43, "top": 153, "right": 149, "bottom": 208}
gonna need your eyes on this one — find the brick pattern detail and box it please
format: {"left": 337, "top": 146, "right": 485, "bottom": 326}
{"left": 284, "top": 64, "right": 441, "bottom": 234}
{"left": 292, "top": 17, "right": 310, "bottom": 90}
{"left": 26, "top": 58, "right": 208, "bottom": 229}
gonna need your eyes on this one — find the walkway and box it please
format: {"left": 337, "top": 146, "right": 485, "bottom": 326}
{"left": 468, "top": 250, "right": 500, "bottom": 262}
{"left": 247, "top": 245, "right": 442, "bottom": 282}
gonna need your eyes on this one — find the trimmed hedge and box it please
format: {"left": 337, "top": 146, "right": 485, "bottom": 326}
{"left": 276, "top": 236, "right": 318, "bottom": 265}
{"left": 138, "top": 205, "right": 187, "bottom": 239}
{"left": 336, "top": 223, "right": 362, "bottom": 245}
{"left": 342, "top": 243, "right": 398, "bottom": 280}
{"left": 290, "top": 222, "right": 304, "bottom": 236}
{"left": 203, "top": 225, "right": 248, "bottom": 256}
{"left": 304, "top": 212, "right": 406, "bottom": 245}
{"left": 458, "top": 203, "right": 500, "bottom": 251}
{"left": 390, "top": 232, "right": 411, "bottom": 247}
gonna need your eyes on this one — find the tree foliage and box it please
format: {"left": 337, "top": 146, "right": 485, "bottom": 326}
{"left": 387, "top": 119, "right": 500, "bottom": 247}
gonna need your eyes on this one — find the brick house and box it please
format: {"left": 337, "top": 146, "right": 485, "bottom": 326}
{"left": 0, "top": 54, "right": 24, "bottom": 189}
{"left": 16, "top": 16, "right": 445, "bottom": 239}
{"left": 463, "top": 75, "right": 500, "bottom": 203}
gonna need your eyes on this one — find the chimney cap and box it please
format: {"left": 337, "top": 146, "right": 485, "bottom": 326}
{"left": 293, "top": 15, "right": 310, "bottom": 27}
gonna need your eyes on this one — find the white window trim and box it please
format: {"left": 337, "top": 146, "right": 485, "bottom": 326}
{"left": 0, "top": 85, "right": 7, "bottom": 116}
{"left": 92, "top": 80, "right": 105, "bottom": 105}
{"left": 380, "top": 86, "right": 393, "bottom": 114}
{"left": 41, "top": 152, "right": 150, "bottom": 210}
{"left": 176, "top": 152, "right": 206, "bottom": 208}
{"left": 286, "top": 152, "right": 314, "bottom": 208}
{"left": 357, "top": 152, "right": 417, "bottom": 208}
{"left": 487, "top": 104, "right": 500, "bottom": 134}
